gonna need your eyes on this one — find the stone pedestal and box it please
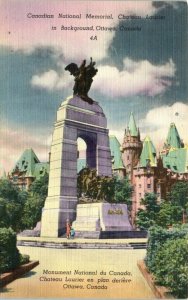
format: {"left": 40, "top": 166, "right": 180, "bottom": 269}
{"left": 72, "top": 203, "right": 132, "bottom": 235}
{"left": 41, "top": 96, "right": 112, "bottom": 237}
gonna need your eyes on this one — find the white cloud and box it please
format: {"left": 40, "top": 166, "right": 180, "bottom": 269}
{"left": 32, "top": 70, "right": 59, "bottom": 90}
{"left": 31, "top": 69, "right": 72, "bottom": 90}
{"left": 140, "top": 102, "right": 188, "bottom": 149}
{"left": 108, "top": 102, "right": 188, "bottom": 153}
{"left": 31, "top": 57, "right": 176, "bottom": 97}
{"left": 93, "top": 58, "right": 176, "bottom": 97}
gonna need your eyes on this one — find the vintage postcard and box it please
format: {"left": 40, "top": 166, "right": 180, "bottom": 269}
{"left": 0, "top": 0, "right": 188, "bottom": 299}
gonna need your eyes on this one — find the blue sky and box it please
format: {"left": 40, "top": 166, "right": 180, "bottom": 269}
{"left": 0, "top": 1, "right": 187, "bottom": 171}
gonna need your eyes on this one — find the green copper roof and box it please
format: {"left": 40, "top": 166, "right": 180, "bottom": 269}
{"left": 12, "top": 148, "right": 40, "bottom": 175}
{"left": 77, "top": 158, "right": 86, "bottom": 173}
{"left": 161, "top": 146, "right": 188, "bottom": 173}
{"left": 12, "top": 148, "right": 49, "bottom": 179}
{"left": 140, "top": 136, "right": 157, "bottom": 167}
{"left": 165, "top": 123, "right": 182, "bottom": 149}
{"left": 109, "top": 136, "right": 124, "bottom": 169}
{"left": 127, "top": 112, "right": 138, "bottom": 137}
{"left": 33, "top": 162, "right": 49, "bottom": 179}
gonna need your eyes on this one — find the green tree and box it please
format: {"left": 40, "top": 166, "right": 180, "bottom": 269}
{"left": 156, "top": 201, "right": 182, "bottom": 227}
{"left": 21, "top": 174, "right": 49, "bottom": 229}
{"left": 0, "top": 198, "right": 9, "bottom": 228}
{"left": 21, "top": 193, "right": 45, "bottom": 229}
{"left": 114, "top": 177, "right": 132, "bottom": 205}
{"left": 0, "top": 179, "right": 20, "bottom": 202}
{"left": 168, "top": 181, "right": 188, "bottom": 209}
{"left": 0, "top": 179, "right": 28, "bottom": 231}
{"left": 136, "top": 193, "right": 160, "bottom": 230}
{"left": 29, "top": 173, "right": 49, "bottom": 199}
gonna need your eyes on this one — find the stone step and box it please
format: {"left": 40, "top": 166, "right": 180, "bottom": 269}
{"left": 129, "top": 243, "right": 147, "bottom": 249}
{"left": 17, "top": 240, "right": 146, "bottom": 249}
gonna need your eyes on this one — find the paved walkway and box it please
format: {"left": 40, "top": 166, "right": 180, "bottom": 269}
{"left": 1, "top": 246, "right": 155, "bottom": 299}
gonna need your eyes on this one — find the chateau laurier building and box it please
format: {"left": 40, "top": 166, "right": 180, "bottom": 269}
{"left": 9, "top": 113, "right": 188, "bottom": 224}
{"left": 120, "top": 114, "right": 188, "bottom": 223}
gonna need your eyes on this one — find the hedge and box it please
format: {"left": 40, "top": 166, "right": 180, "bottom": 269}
{"left": 154, "top": 238, "right": 188, "bottom": 298}
{"left": 146, "top": 224, "right": 188, "bottom": 272}
{"left": 145, "top": 225, "right": 188, "bottom": 298}
{"left": 0, "top": 227, "right": 29, "bottom": 273}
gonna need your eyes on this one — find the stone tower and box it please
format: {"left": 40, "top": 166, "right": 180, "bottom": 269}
{"left": 132, "top": 136, "right": 158, "bottom": 224}
{"left": 40, "top": 96, "right": 112, "bottom": 237}
{"left": 121, "top": 112, "right": 142, "bottom": 181}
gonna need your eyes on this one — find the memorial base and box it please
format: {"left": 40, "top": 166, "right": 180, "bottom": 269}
{"left": 72, "top": 203, "right": 132, "bottom": 238}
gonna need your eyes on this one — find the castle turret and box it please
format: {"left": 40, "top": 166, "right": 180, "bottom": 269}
{"left": 140, "top": 136, "right": 157, "bottom": 167}
{"left": 160, "top": 123, "right": 188, "bottom": 194}
{"left": 110, "top": 135, "right": 125, "bottom": 178}
{"left": 162, "top": 123, "right": 184, "bottom": 154}
{"left": 121, "top": 112, "right": 142, "bottom": 182}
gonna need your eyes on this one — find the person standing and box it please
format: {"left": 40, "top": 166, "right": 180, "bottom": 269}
{"left": 66, "top": 221, "right": 71, "bottom": 239}
{"left": 70, "top": 227, "right": 75, "bottom": 239}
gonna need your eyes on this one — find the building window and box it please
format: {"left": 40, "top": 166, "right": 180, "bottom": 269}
{"left": 139, "top": 184, "right": 141, "bottom": 188}
{"left": 139, "top": 193, "right": 142, "bottom": 198}
{"left": 147, "top": 184, "right": 151, "bottom": 189}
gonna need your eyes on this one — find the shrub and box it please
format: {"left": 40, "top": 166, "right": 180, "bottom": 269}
{"left": 146, "top": 225, "right": 188, "bottom": 273}
{"left": 0, "top": 227, "right": 20, "bottom": 273}
{"left": 20, "top": 254, "right": 30, "bottom": 265}
{"left": 154, "top": 238, "right": 188, "bottom": 298}
{"left": 145, "top": 225, "right": 188, "bottom": 298}
{"left": 0, "top": 228, "right": 30, "bottom": 273}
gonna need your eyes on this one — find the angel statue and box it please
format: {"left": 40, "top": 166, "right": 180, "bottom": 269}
{"left": 65, "top": 57, "right": 98, "bottom": 104}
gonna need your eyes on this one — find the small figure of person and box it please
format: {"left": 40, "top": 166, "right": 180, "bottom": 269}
{"left": 70, "top": 227, "right": 75, "bottom": 239}
{"left": 66, "top": 221, "right": 71, "bottom": 239}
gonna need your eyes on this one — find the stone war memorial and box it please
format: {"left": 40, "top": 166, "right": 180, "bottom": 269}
{"left": 40, "top": 58, "right": 132, "bottom": 238}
